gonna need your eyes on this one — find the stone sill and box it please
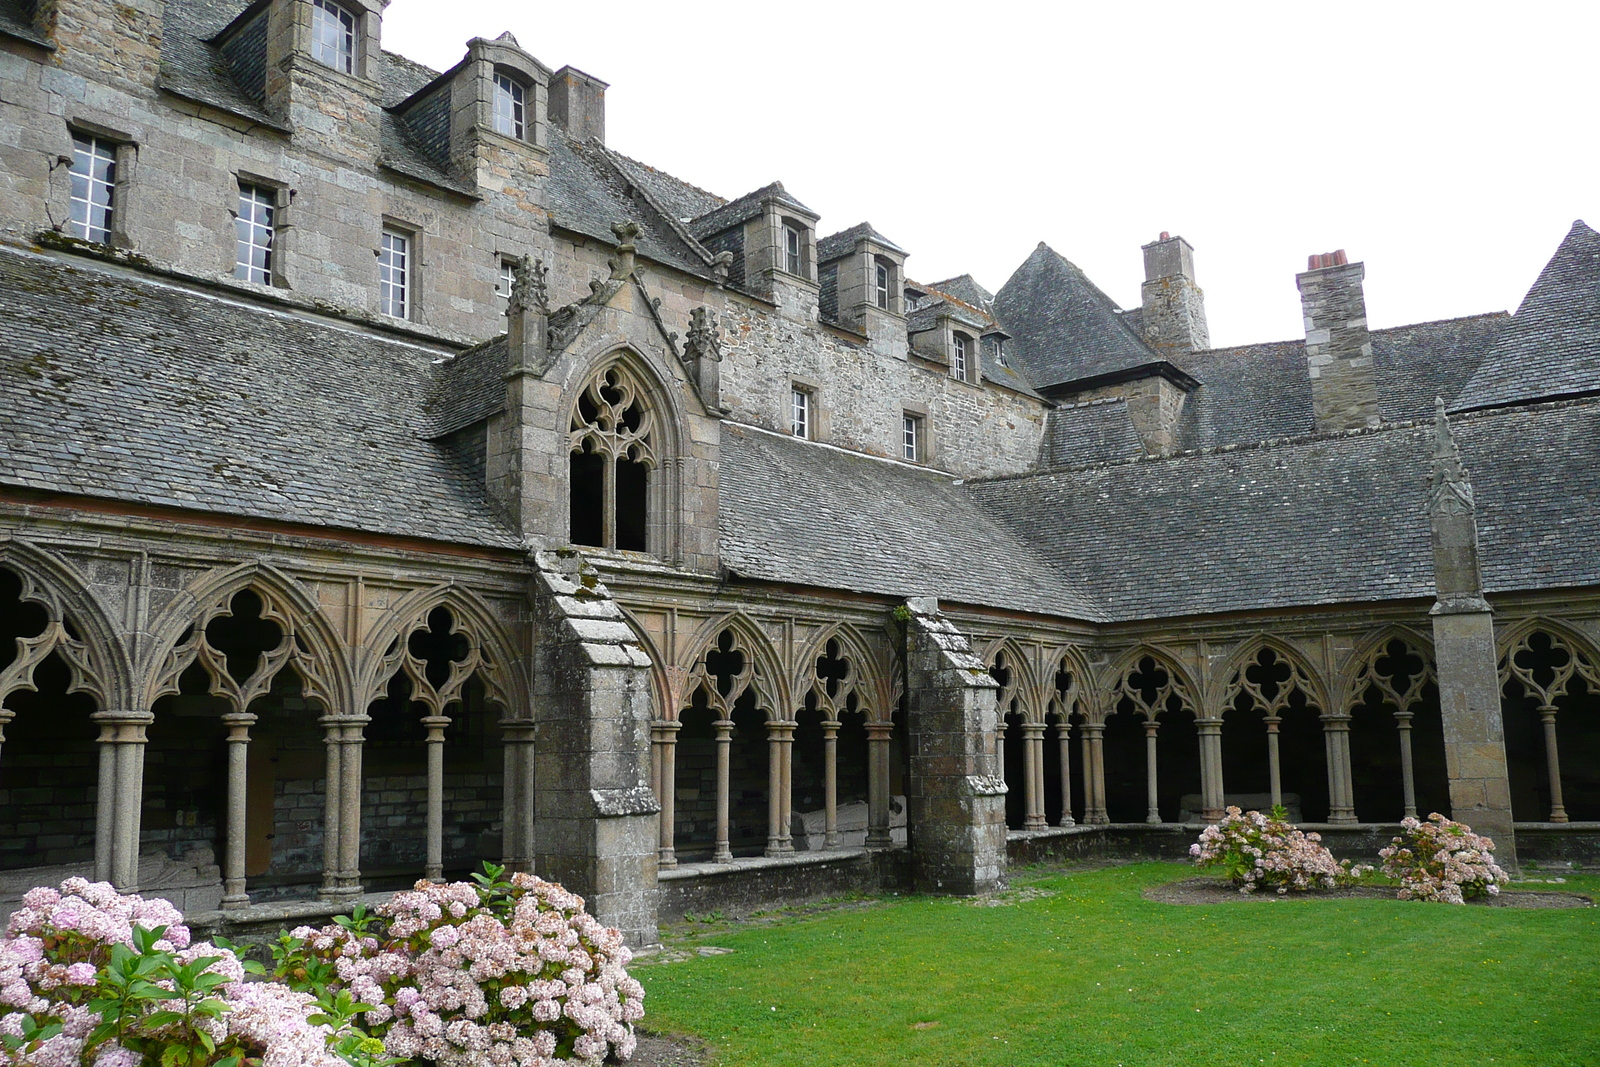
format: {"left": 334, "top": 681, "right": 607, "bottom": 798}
{"left": 186, "top": 893, "right": 391, "bottom": 933}
{"left": 659, "top": 846, "right": 889, "bottom": 882}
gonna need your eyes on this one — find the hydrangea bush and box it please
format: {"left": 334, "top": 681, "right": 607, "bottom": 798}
{"left": 1190, "top": 806, "right": 1368, "bottom": 894}
{"left": 274, "top": 864, "right": 643, "bottom": 1067}
{"left": 1378, "top": 813, "right": 1510, "bottom": 904}
{"left": 0, "top": 877, "right": 345, "bottom": 1067}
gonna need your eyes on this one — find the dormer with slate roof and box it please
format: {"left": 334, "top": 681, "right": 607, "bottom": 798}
{"left": 689, "top": 182, "right": 820, "bottom": 322}
{"left": 389, "top": 32, "right": 549, "bottom": 187}
{"left": 818, "top": 222, "right": 907, "bottom": 359}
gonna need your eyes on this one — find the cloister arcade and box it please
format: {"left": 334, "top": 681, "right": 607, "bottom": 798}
{"left": 4, "top": 538, "right": 1600, "bottom": 917}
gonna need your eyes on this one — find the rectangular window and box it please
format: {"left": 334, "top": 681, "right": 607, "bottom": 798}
{"left": 310, "top": 0, "right": 356, "bottom": 74}
{"left": 784, "top": 223, "right": 802, "bottom": 275}
{"left": 68, "top": 134, "right": 117, "bottom": 244}
{"left": 902, "top": 413, "right": 921, "bottom": 461}
{"left": 497, "top": 257, "right": 516, "bottom": 299}
{"left": 953, "top": 334, "right": 968, "bottom": 382}
{"left": 791, "top": 388, "right": 810, "bottom": 439}
{"left": 493, "top": 71, "right": 526, "bottom": 140}
{"left": 875, "top": 261, "right": 890, "bottom": 310}
{"left": 379, "top": 228, "right": 410, "bottom": 319}
{"left": 233, "top": 183, "right": 276, "bottom": 285}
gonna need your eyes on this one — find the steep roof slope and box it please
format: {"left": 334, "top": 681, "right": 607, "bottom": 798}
{"left": 0, "top": 246, "right": 518, "bottom": 548}
{"left": 717, "top": 425, "right": 1104, "bottom": 621}
{"left": 993, "top": 243, "right": 1157, "bottom": 391}
{"left": 1453, "top": 221, "right": 1600, "bottom": 412}
{"left": 968, "top": 399, "right": 1600, "bottom": 621}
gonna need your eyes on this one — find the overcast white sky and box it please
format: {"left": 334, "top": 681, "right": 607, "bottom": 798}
{"left": 384, "top": 1, "right": 1599, "bottom": 348}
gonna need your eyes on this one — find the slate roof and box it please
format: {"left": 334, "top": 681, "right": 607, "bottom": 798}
{"left": 606, "top": 151, "right": 726, "bottom": 222}
{"left": 1169, "top": 314, "right": 1503, "bottom": 451}
{"left": 1040, "top": 398, "right": 1146, "bottom": 467}
{"left": 688, "top": 182, "right": 816, "bottom": 241}
{"left": 925, "top": 275, "right": 994, "bottom": 310}
{"left": 0, "top": 0, "right": 49, "bottom": 48}
{"left": 967, "top": 398, "right": 1600, "bottom": 621}
{"left": 0, "top": 246, "right": 518, "bottom": 548}
{"left": 717, "top": 424, "right": 1104, "bottom": 621}
{"left": 817, "top": 223, "right": 904, "bottom": 263}
{"left": 993, "top": 243, "right": 1158, "bottom": 392}
{"left": 424, "top": 336, "right": 507, "bottom": 437}
{"left": 159, "top": 0, "right": 283, "bottom": 128}
{"left": 1452, "top": 221, "right": 1600, "bottom": 412}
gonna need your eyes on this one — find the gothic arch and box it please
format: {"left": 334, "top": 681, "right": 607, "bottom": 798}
{"left": 1495, "top": 617, "right": 1600, "bottom": 690}
{"left": 1044, "top": 644, "right": 1095, "bottom": 722}
{"left": 618, "top": 606, "right": 673, "bottom": 723}
{"left": 1099, "top": 645, "right": 1198, "bottom": 724}
{"left": 140, "top": 561, "right": 349, "bottom": 715}
{"left": 793, "top": 621, "right": 893, "bottom": 723}
{"left": 0, "top": 539, "right": 130, "bottom": 713}
{"left": 1215, "top": 635, "right": 1330, "bottom": 716}
{"left": 562, "top": 343, "right": 690, "bottom": 562}
{"left": 355, "top": 583, "right": 526, "bottom": 719}
{"left": 678, "top": 612, "right": 786, "bottom": 719}
{"left": 980, "top": 637, "right": 1046, "bottom": 724}
{"left": 1339, "top": 626, "right": 1436, "bottom": 711}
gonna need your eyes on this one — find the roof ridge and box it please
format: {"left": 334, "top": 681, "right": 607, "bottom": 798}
{"left": 602, "top": 145, "right": 727, "bottom": 207}
{"left": 592, "top": 141, "right": 717, "bottom": 267}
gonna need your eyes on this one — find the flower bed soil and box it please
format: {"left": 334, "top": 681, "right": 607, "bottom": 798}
{"left": 1145, "top": 876, "right": 1593, "bottom": 908}
{"left": 627, "top": 1031, "right": 711, "bottom": 1066}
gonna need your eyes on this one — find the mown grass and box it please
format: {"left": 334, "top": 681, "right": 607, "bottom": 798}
{"left": 635, "top": 863, "right": 1600, "bottom": 1067}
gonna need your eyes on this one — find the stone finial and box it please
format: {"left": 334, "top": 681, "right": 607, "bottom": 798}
{"left": 495, "top": 30, "right": 520, "bottom": 46}
{"left": 507, "top": 254, "right": 549, "bottom": 317}
{"left": 1429, "top": 397, "right": 1473, "bottom": 513}
{"left": 711, "top": 250, "right": 733, "bottom": 286}
{"left": 607, "top": 220, "right": 640, "bottom": 281}
{"left": 684, "top": 307, "right": 721, "bottom": 363}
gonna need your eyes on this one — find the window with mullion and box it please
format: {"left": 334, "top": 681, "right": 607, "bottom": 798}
{"left": 233, "top": 184, "right": 276, "bottom": 285}
{"left": 69, "top": 134, "right": 117, "bottom": 245}
{"left": 791, "top": 388, "right": 810, "bottom": 439}
{"left": 493, "top": 71, "right": 526, "bottom": 140}
{"left": 380, "top": 228, "right": 410, "bottom": 318}
{"left": 310, "top": 0, "right": 356, "bottom": 74}
{"left": 902, "top": 414, "right": 921, "bottom": 461}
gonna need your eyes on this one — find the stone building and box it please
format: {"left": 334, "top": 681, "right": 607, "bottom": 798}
{"left": 2, "top": 0, "right": 1598, "bottom": 946}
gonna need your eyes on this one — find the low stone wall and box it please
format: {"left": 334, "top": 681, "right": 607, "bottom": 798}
{"left": 657, "top": 848, "right": 909, "bottom": 923}
{"left": 1512, "top": 823, "right": 1600, "bottom": 870}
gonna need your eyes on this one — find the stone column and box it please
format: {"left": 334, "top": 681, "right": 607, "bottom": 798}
{"left": 1394, "top": 709, "right": 1418, "bottom": 819}
{"left": 712, "top": 717, "right": 734, "bottom": 863}
{"left": 1538, "top": 705, "right": 1568, "bottom": 822}
{"left": 1143, "top": 719, "right": 1161, "bottom": 824}
{"left": 221, "top": 711, "right": 257, "bottom": 910}
{"left": 1263, "top": 713, "right": 1283, "bottom": 810}
{"left": 1056, "top": 721, "right": 1075, "bottom": 827}
{"left": 865, "top": 720, "right": 893, "bottom": 848}
{"left": 777, "top": 719, "right": 795, "bottom": 852}
{"left": 336, "top": 717, "right": 367, "bottom": 897}
{"left": 93, "top": 710, "right": 152, "bottom": 891}
{"left": 822, "top": 717, "right": 840, "bottom": 848}
{"left": 1428, "top": 401, "right": 1515, "bottom": 858}
{"left": 1021, "top": 723, "right": 1046, "bottom": 829}
{"left": 902, "top": 598, "right": 1006, "bottom": 895}
{"left": 652, "top": 720, "right": 680, "bottom": 868}
{"left": 422, "top": 714, "right": 451, "bottom": 881}
{"left": 765, "top": 720, "right": 783, "bottom": 856}
{"left": 501, "top": 719, "right": 537, "bottom": 872}
{"left": 1324, "top": 714, "right": 1357, "bottom": 823}
{"left": 1195, "top": 716, "right": 1225, "bottom": 822}
{"left": 319, "top": 715, "right": 343, "bottom": 899}
{"left": 1081, "top": 721, "right": 1108, "bottom": 824}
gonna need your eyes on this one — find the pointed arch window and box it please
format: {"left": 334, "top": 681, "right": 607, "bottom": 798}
{"left": 569, "top": 361, "right": 657, "bottom": 552}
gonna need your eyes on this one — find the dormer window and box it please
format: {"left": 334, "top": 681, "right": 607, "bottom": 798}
{"left": 784, "top": 223, "right": 803, "bottom": 276}
{"left": 493, "top": 71, "right": 526, "bottom": 139}
{"left": 953, "top": 332, "right": 970, "bottom": 382}
{"left": 875, "top": 261, "right": 890, "bottom": 310}
{"left": 310, "top": 0, "right": 356, "bottom": 74}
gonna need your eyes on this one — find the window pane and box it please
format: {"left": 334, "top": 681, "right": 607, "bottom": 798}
{"left": 493, "top": 72, "right": 525, "bottom": 139}
{"left": 792, "top": 389, "right": 808, "bottom": 438}
{"left": 380, "top": 229, "right": 410, "bottom": 318}
{"left": 233, "top": 184, "right": 275, "bottom": 284}
{"left": 68, "top": 135, "right": 116, "bottom": 244}
{"left": 311, "top": 0, "right": 355, "bottom": 73}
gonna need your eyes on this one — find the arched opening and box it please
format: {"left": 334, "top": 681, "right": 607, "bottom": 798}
{"left": 1220, "top": 647, "right": 1326, "bottom": 821}
{"left": 1501, "top": 630, "right": 1600, "bottom": 822}
{"left": 792, "top": 639, "right": 873, "bottom": 849}
{"left": 673, "top": 627, "right": 773, "bottom": 860}
{"left": 569, "top": 361, "right": 657, "bottom": 554}
{"left": 0, "top": 567, "right": 99, "bottom": 874}
{"left": 1107, "top": 654, "right": 1196, "bottom": 824}
{"left": 1101, "top": 711, "right": 1145, "bottom": 823}
{"left": 1348, "top": 638, "right": 1450, "bottom": 823}
{"left": 673, "top": 695, "right": 718, "bottom": 861}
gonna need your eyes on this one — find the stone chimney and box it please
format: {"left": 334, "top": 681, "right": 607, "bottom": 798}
{"left": 1297, "top": 250, "right": 1381, "bottom": 432}
{"left": 548, "top": 65, "right": 607, "bottom": 143}
{"left": 1139, "top": 232, "right": 1209, "bottom": 356}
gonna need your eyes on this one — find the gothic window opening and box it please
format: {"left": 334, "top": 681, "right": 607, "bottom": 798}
{"left": 1045, "top": 657, "right": 1081, "bottom": 827}
{"left": 1221, "top": 647, "right": 1326, "bottom": 821}
{"left": 0, "top": 567, "right": 99, "bottom": 872}
{"left": 569, "top": 362, "right": 657, "bottom": 553}
{"left": 1108, "top": 655, "right": 1198, "bottom": 824}
{"left": 1349, "top": 638, "right": 1447, "bottom": 822}
{"left": 1500, "top": 629, "right": 1600, "bottom": 822}
{"left": 793, "top": 639, "right": 871, "bottom": 849}
{"left": 988, "top": 649, "right": 1029, "bottom": 830}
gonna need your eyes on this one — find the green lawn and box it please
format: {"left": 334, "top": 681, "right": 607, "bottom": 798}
{"left": 635, "top": 863, "right": 1600, "bottom": 1067}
